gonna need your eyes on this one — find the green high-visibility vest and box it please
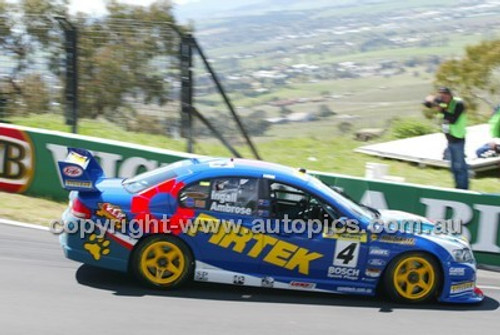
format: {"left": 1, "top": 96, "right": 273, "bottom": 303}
{"left": 446, "top": 97, "right": 467, "bottom": 139}
{"left": 490, "top": 108, "right": 500, "bottom": 138}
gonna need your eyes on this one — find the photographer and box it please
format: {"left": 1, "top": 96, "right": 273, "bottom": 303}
{"left": 424, "top": 87, "right": 469, "bottom": 189}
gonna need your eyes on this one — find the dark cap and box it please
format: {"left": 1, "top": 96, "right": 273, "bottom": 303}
{"left": 438, "top": 87, "right": 452, "bottom": 95}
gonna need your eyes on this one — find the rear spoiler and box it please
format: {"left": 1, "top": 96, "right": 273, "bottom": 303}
{"left": 57, "top": 148, "right": 104, "bottom": 192}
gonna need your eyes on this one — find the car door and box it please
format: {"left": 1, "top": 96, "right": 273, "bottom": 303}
{"left": 257, "top": 179, "right": 369, "bottom": 291}
{"left": 179, "top": 176, "right": 264, "bottom": 280}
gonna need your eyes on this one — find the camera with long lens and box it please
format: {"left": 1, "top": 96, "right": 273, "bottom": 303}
{"left": 423, "top": 95, "right": 447, "bottom": 109}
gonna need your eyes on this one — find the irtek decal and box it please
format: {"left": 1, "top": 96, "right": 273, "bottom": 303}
{"left": 289, "top": 281, "right": 316, "bottom": 289}
{"left": 327, "top": 266, "right": 360, "bottom": 280}
{"left": 187, "top": 214, "right": 323, "bottom": 275}
{"left": 450, "top": 282, "right": 474, "bottom": 294}
{"left": 0, "top": 127, "right": 34, "bottom": 193}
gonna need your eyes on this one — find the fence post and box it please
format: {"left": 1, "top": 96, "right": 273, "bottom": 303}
{"left": 191, "top": 37, "right": 261, "bottom": 160}
{"left": 56, "top": 17, "right": 78, "bottom": 134}
{"left": 180, "top": 34, "right": 194, "bottom": 153}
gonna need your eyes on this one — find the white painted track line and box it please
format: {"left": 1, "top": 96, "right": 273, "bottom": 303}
{"left": 0, "top": 218, "right": 49, "bottom": 231}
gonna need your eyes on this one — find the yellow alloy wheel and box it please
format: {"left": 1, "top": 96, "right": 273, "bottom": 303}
{"left": 140, "top": 241, "right": 186, "bottom": 286}
{"left": 393, "top": 256, "right": 436, "bottom": 300}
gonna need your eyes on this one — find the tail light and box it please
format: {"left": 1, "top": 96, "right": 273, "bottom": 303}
{"left": 71, "top": 198, "right": 92, "bottom": 219}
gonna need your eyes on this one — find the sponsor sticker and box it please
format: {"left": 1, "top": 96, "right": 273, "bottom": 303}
{"left": 64, "top": 180, "right": 93, "bottom": 189}
{"left": 96, "top": 203, "right": 127, "bottom": 228}
{"left": 337, "top": 287, "right": 372, "bottom": 294}
{"left": 184, "top": 191, "right": 208, "bottom": 200}
{"left": 371, "top": 234, "right": 415, "bottom": 245}
{"left": 327, "top": 266, "right": 360, "bottom": 280}
{"left": 184, "top": 197, "right": 195, "bottom": 208}
{"left": 450, "top": 282, "right": 474, "bottom": 294}
{"left": 194, "top": 200, "right": 206, "bottom": 208}
{"left": 368, "top": 258, "right": 386, "bottom": 266}
{"left": 62, "top": 165, "right": 83, "bottom": 177}
{"left": 365, "top": 268, "right": 382, "bottom": 278}
{"left": 325, "top": 232, "right": 368, "bottom": 242}
{"left": 369, "top": 248, "right": 390, "bottom": 256}
{"left": 449, "top": 267, "right": 466, "bottom": 276}
{"left": 289, "top": 281, "right": 316, "bottom": 289}
{"left": 66, "top": 151, "right": 89, "bottom": 167}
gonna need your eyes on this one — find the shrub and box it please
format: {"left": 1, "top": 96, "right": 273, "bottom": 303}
{"left": 391, "top": 118, "right": 437, "bottom": 139}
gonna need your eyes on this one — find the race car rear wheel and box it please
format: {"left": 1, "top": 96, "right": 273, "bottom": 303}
{"left": 384, "top": 252, "right": 441, "bottom": 303}
{"left": 132, "top": 235, "right": 193, "bottom": 289}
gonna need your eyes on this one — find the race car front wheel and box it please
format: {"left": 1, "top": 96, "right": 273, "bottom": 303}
{"left": 384, "top": 252, "right": 441, "bottom": 303}
{"left": 132, "top": 235, "right": 193, "bottom": 289}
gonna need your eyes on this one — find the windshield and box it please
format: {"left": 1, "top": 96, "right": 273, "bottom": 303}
{"left": 122, "top": 160, "right": 191, "bottom": 193}
{"left": 309, "top": 176, "right": 375, "bottom": 220}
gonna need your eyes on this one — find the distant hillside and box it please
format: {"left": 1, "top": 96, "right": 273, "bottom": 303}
{"left": 174, "top": 0, "right": 369, "bottom": 21}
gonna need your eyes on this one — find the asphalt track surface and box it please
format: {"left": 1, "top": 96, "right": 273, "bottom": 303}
{"left": 1, "top": 224, "right": 499, "bottom": 335}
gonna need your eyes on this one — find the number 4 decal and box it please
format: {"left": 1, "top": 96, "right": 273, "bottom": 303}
{"left": 333, "top": 240, "right": 360, "bottom": 268}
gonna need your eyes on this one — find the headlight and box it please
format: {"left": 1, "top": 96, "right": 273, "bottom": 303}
{"left": 452, "top": 248, "right": 474, "bottom": 263}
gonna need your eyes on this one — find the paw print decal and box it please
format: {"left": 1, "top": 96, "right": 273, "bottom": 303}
{"left": 84, "top": 234, "right": 111, "bottom": 261}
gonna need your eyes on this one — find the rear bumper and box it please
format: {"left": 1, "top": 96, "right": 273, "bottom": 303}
{"left": 59, "top": 210, "right": 130, "bottom": 273}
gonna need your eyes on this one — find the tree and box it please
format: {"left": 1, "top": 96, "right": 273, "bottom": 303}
{"left": 74, "top": 0, "right": 181, "bottom": 120}
{"left": 0, "top": 0, "right": 183, "bottom": 121}
{"left": 434, "top": 39, "right": 500, "bottom": 118}
{"left": 0, "top": 0, "right": 67, "bottom": 114}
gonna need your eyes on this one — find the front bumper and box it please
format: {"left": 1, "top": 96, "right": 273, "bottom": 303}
{"left": 438, "top": 262, "right": 484, "bottom": 304}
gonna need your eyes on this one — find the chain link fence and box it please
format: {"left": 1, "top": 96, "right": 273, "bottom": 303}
{"left": 1, "top": 13, "right": 260, "bottom": 159}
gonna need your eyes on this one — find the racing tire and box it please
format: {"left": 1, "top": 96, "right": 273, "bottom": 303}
{"left": 383, "top": 252, "right": 441, "bottom": 303}
{"left": 132, "top": 235, "right": 193, "bottom": 289}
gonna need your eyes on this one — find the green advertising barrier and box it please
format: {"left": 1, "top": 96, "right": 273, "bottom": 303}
{"left": 1, "top": 123, "right": 499, "bottom": 266}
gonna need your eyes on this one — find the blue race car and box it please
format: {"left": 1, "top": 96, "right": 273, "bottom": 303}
{"left": 58, "top": 148, "right": 483, "bottom": 304}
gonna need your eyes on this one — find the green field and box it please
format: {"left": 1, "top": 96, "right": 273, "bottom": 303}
{"left": 0, "top": 191, "right": 66, "bottom": 226}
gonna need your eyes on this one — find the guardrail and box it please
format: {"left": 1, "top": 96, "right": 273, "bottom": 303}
{"left": 1, "top": 123, "right": 499, "bottom": 266}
